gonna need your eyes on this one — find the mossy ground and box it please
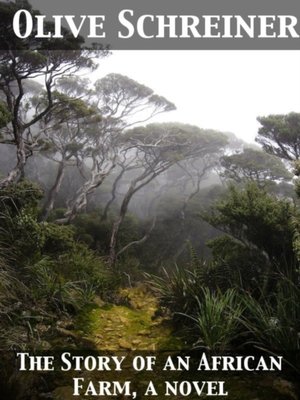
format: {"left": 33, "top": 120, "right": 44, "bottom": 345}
{"left": 76, "top": 284, "right": 182, "bottom": 351}
{"left": 68, "top": 285, "right": 298, "bottom": 399}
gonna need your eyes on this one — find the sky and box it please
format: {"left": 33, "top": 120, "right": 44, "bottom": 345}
{"left": 88, "top": 50, "right": 300, "bottom": 144}
{"left": 19, "top": 2, "right": 300, "bottom": 144}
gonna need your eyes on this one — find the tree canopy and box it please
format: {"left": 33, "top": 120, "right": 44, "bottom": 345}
{"left": 256, "top": 112, "right": 300, "bottom": 161}
{"left": 0, "top": 0, "right": 106, "bottom": 187}
{"left": 220, "top": 147, "right": 292, "bottom": 186}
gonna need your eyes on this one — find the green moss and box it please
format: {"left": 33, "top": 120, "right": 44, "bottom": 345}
{"left": 75, "top": 303, "right": 100, "bottom": 334}
{"left": 75, "top": 284, "right": 183, "bottom": 351}
{"left": 72, "top": 285, "right": 296, "bottom": 399}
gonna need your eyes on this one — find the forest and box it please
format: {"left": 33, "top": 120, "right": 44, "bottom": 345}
{"left": 0, "top": 1, "right": 300, "bottom": 399}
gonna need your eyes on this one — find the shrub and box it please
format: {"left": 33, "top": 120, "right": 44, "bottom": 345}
{"left": 146, "top": 265, "right": 203, "bottom": 315}
{"left": 0, "top": 180, "right": 43, "bottom": 215}
{"left": 187, "top": 288, "right": 244, "bottom": 352}
{"left": 240, "top": 277, "right": 300, "bottom": 371}
{"left": 0, "top": 181, "right": 118, "bottom": 350}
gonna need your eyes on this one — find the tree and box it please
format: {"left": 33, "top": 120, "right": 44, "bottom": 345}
{"left": 256, "top": 113, "right": 300, "bottom": 258}
{"left": 256, "top": 112, "right": 300, "bottom": 161}
{"left": 108, "top": 123, "right": 227, "bottom": 265}
{"left": 57, "top": 73, "right": 175, "bottom": 223}
{"left": 100, "top": 152, "right": 141, "bottom": 222}
{"left": 39, "top": 78, "right": 100, "bottom": 220}
{"left": 139, "top": 130, "right": 228, "bottom": 263}
{"left": 220, "top": 147, "right": 292, "bottom": 187}
{"left": 205, "top": 183, "right": 297, "bottom": 294}
{"left": 0, "top": 0, "right": 104, "bottom": 188}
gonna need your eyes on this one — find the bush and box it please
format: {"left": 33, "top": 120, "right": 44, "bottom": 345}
{"left": 0, "top": 181, "right": 118, "bottom": 350}
{"left": 240, "top": 277, "right": 300, "bottom": 371}
{"left": 146, "top": 265, "right": 202, "bottom": 315}
{"left": 0, "top": 180, "right": 43, "bottom": 215}
{"left": 187, "top": 288, "right": 243, "bottom": 352}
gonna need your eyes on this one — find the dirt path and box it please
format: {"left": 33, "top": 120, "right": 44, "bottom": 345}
{"left": 76, "top": 284, "right": 182, "bottom": 351}
{"left": 51, "top": 285, "right": 298, "bottom": 399}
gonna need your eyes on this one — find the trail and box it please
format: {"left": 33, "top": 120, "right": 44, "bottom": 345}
{"left": 76, "top": 284, "right": 182, "bottom": 351}
{"left": 51, "top": 285, "right": 298, "bottom": 400}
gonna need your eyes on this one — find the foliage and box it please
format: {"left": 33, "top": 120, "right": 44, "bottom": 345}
{"left": 205, "top": 183, "right": 297, "bottom": 271}
{"left": 26, "top": 250, "right": 115, "bottom": 312}
{"left": 26, "top": 257, "right": 85, "bottom": 312}
{"left": 0, "top": 182, "right": 116, "bottom": 349}
{"left": 146, "top": 265, "right": 202, "bottom": 315}
{"left": 72, "top": 211, "right": 141, "bottom": 255}
{"left": 0, "top": 260, "right": 27, "bottom": 321}
{"left": 116, "top": 185, "right": 223, "bottom": 271}
{"left": 94, "top": 73, "right": 176, "bottom": 125}
{"left": 256, "top": 112, "right": 300, "bottom": 161}
{"left": 148, "top": 176, "right": 300, "bottom": 365}
{"left": 147, "top": 261, "right": 244, "bottom": 352}
{"left": 206, "top": 235, "right": 270, "bottom": 295}
{"left": 186, "top": 288, "right": 243, "bottom": 352}
{"left": 107, "top": 124, "right": 228, "bottom": 265}
{"left": 124, "top": 123, "right": 227, "bottom": 163}
{"left": 0, "top": 0, "right": 105, "bottom": 187}
{"left": 0, "top": 180, "right": 43, "bottom": 214}
{"left": 0, "top": 188, "right": 76, "bottom": 264}
{"left": 240, "top": 277, "right": 300, "bottom": 371}
{"left": 220, "top": 147, "right": 292, "bottom": 186}
{"left": 0, "top": 102, "right": 11, "bottom": 129}
{"left": 57, "top": 245, "right": 117, "bottom": 296}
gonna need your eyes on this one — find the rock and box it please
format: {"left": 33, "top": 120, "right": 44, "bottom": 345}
{"left": 118, "top": 339, "right": 132, "bottom": 350}
{"left": 119, "top": 316, "right": 129, "bottom": 324}
{"left": 104, "top": 327, "right": 115, "bottom": 332}
{"left": 132, "top": 339, "right": 142, "bottom": 345}
{"left": 138, "top": 330, "right": 149, "bottom": 336}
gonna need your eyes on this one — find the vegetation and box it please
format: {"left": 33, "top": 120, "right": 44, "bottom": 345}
{"left": 189, "top": 288, "right": 244, "bottom": 353}
{"left": 0, "top": 2, "right": 299, "bottom": 397}
{"left": 0, "top": 180, "right": 116, "bottom": 350}
{"left": 220, "top": 147, "right": 292, "bottom": 188}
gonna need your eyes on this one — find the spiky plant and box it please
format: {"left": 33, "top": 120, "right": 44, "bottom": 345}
{"left": 185, "top": 288, "right": 244, "bottom": 353}
{"left": 146, "top": 265, "right": 202, "bottom": 314}
{"left": 240, "top": 277, "right": 300, "bottom": 371}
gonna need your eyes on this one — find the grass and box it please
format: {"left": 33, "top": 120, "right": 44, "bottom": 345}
{"left": 183, "top": 288, "right": 244, "bottom": 352}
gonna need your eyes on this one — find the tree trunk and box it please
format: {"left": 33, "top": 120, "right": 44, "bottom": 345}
{"left": 41, "top": 160, "right": 66, "bottom": 220}
{"left": 55, "top": 164, "right": 116, "bottom": 224}
{"left": 101, "top": 167, "right": 126, "bottom": 221}
{"left": 108, "top": 167, "right": 167, "bottom": 266}
{"left": 0, "top": 137, "right": 27, "bottom": 188}
{"left": 109, "top": 217, "right": 123, "bottom": 266}
{"left": 109, "top": 185, "right": 135, "bottom": 266}
{"left": 117, "top": 215, "right": 157, "bottom": 257}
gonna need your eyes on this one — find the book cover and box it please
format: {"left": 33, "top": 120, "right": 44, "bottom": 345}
{"left": 0, "top": 1, "right": 299, "bottom": 399}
